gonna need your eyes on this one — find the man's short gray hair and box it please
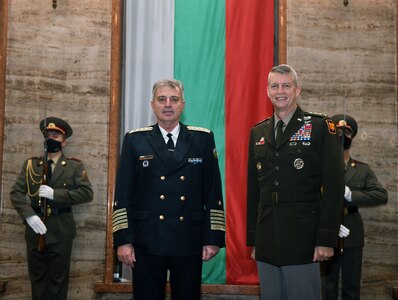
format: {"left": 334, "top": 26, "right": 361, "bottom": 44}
{"left": 152, "top": 79, "right": 185, "bottom": 100}
{"left": 268, "top": 64, "right": 299, "bottom": 86}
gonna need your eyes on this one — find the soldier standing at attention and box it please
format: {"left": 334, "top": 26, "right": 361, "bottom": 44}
{"left": 10, "top": 117, "right": 93, "bottom": 300}
{"left": 323, "top": 114, "right": 388, "bottom": 300}
{"left": 112, "top": 79, "right": 225, "bottom": 300}
{"left": 246, "top": 64, "right": 345, "bottom": 300}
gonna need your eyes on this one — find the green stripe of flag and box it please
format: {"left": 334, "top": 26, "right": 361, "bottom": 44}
{"left": 174, "top": 0, "right": 226, "bottom": 284}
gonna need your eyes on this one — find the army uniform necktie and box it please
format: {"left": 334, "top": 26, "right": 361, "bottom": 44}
{"left": 47, "top": 159, "right": 53, "bottom": 182}
{"left": 275, "top": 120, "right": 285, "bottom": 147}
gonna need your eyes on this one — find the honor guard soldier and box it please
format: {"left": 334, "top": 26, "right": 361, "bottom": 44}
{"left": 246, "top": 64, "right": 345, "bottom": 300}
{"left": 112, "top": 79, "right": 225, "bottom": 300}
{"left": 323, "top": 114, "right": 388, "bottom": 300}
{"left": 10, "top": 116, "right": 93, "bottom": 300}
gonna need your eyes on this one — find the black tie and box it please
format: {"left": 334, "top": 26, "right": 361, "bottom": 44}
{"left": 166, "top": 133, "right": 174, "bottom": 151}
{"left": 47, "top": 159, "right": 53, "bottom": 182}
{"left": 275, "top": 120, "right": 284, "bottom": 147}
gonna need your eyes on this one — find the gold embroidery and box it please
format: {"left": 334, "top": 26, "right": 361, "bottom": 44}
{"left": 26, "top": 159, "right": 42, "bottom": 197}
{"left": 112, "top": 208, "right": 128, "bottom": 233}
{"left": 210, "top": 209, "right": 225, "bottom": 231}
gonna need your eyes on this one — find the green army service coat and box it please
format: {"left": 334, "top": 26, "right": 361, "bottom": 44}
{"left": 247, "top": 106, "right": 345, "bottom": 266}
{"left": 342, "top": 157, "right": 388, "bottom": 248}
{"left": 10, "top": 153, "right": 93, "bottom": 244}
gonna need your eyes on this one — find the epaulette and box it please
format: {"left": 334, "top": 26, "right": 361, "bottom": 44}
{"left": 128, "top": 126, "right": 153, "bottom": 134}
{"left": 350, "top": 159, "right": 367, "bottom": 167}
{"left": 187, "top": 126, "right": 210, "bottom": 133}
{"left": 255, "top": 117, "right": 271, "bottom": 126}
{"left": 305, "top": 111, "right": 327, "bottom": 118}
{"left": 29, "top": 156, "right": 42, "bottom": 160}
{"left": 67, "top": 157, "right": 81, "bottom": 162}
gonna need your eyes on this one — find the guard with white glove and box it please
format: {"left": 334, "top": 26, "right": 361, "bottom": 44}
{"left": 39, "top": 185, "right": 54, "bottom": 200}
{"left": 344, "top": 185, "right": 352, "bottom": 202}
{"left": 338, "top": 224, "right": 350, "bottom": 238}
{"left": 26, "top": 215, "right": 47, "bottom": 235}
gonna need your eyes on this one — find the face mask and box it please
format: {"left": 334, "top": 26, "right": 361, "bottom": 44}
{"left": 339, "top": 134, "right": 352, "bottom": 150}
{"left": 46, "top": 138, "right": 62, "bottom": 153}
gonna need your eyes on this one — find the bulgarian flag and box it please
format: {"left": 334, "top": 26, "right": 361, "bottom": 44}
{"left": 123, "top": 0, "right": 274, "bottom": 284}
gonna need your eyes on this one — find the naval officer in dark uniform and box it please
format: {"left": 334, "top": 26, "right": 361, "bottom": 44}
{"left": 246, "top": 64, "right": 345, "bottom": 300}
{"left": 10, "top": 117, "right": 93, "bottom": 300}
{"left": 323, "top": 114, "right": 388, "bottom": 300}
{"left": 112, "top": 79, "right": 225, "bottom": 300}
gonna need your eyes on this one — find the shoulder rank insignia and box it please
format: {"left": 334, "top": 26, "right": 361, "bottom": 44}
{"left": 351, "top": 159, "right": 366, "bottom": 167}
{"left": 326, "top": 119, "right": 336, "bottom": 134}
{"left": 255, "top": 117, "right": 271, "bottom": 126}
{"left": 187, "top": 126, "right": 210, "bottom": 133}
{"left": 128, "top": 126, "right": 153, "bottom": 134}
{"left": 305, "top": 111, "right": 327, "bottom": 118}
{"left": 67, "top": 157, "right": 81, "bottom": 162}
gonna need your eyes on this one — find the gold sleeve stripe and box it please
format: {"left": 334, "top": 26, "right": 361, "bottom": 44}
{"left": 112, "top": 208, "right": 128, "bottom": 233}
{"left": 210, "top": 209, "right": 225, "bottom": 231}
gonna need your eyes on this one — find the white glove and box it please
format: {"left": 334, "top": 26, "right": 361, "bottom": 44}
{"left": 39, "top": 185, "right": 54, "bottom": 200}
{"left": 344, "top": 186, "right": 352, "bottom": 202}
{"left": 26, "top": 215, "right": 47, "bottom": 235}
{"left": 339, "top": 224, "right": 350, "bottom": 238}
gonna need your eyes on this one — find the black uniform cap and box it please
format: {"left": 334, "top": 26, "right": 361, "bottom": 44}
{"left": 40, "top": 117, "right": 73, "bottom": 138}
{"left": 331, "top": 114, "right": 358, "bottom": 138}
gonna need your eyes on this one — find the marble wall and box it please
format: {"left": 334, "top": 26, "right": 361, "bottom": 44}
{"left": 0, "top": 0, "right": 396, "bottom": 299}
{"left": 287, "top": 0, "right": 397, "bottom": 299}
{"left": 0, "top": 0, "right": 111, "bottom": 299}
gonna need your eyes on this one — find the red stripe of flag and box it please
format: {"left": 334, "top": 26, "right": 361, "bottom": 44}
{"left": 225, "top": 0, "right": 275, "bottom": 284}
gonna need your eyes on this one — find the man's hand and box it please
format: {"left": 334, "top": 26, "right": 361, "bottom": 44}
{"left": 117, "top": 244, "right": 136, "bottom": 267}
{"left": 251, "top": 248, "right": 256, "bottom": 260}
{"left": 26, "top": 215, "right": 47, "bottom": 235}
{"left": 202, "top": 245, "right": 220, "bottom": 261}
{"left": 313, "top": 246, "right": 334, "bottom": 262}
{"left": 39, "top": 185, "right": 54, "bottom": 200}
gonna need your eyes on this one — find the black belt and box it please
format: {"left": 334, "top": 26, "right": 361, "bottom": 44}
{"left": 32, "top": 206, "right": 71, "bottom": 216}
{"left": 344, "top": 206, "right": 358, "bottom": 215}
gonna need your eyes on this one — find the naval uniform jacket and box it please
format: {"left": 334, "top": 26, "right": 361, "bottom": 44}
{"left": 112, "top": 123, "right": 226, "bottom": 256}
{"left": 342, "top": 157, "right": 388, "bottom": 248}
{"left": 10, "top": 153, "right": 93, "bottom": 244}
{"left": 246, "top": 106, "right": 345, "bottom": 266}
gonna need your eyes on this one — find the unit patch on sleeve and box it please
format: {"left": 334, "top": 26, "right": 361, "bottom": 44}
{"left": 326, "top": 119, "right": 337, "bottom": 134}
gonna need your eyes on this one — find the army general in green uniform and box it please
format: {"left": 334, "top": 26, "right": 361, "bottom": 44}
{"left": 10, "top": 117, "right": 93, "bottom": 300}
{"left": 112, "top": 79, "right": 225, "bottom": 300}
{"left": 246, "top": 65, "right": 345, "bottom": 300}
